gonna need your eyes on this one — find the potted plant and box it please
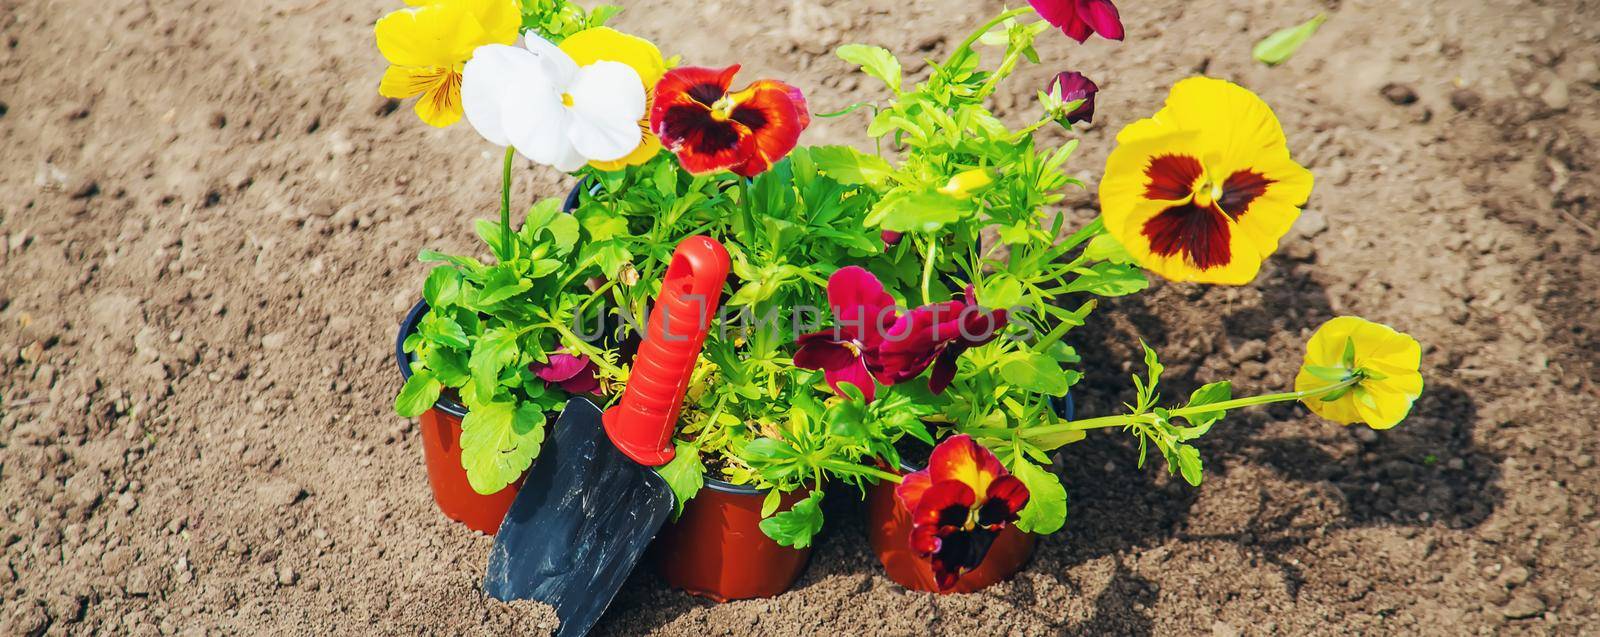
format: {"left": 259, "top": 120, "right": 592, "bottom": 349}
{"left": 375, "top": 0, "right": 1426, "bottom": 602}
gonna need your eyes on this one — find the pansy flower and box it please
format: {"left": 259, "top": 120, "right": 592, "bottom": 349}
{"left": 530, "top": 353, "right": 602, "bottom": 396}
{"left": 650, "top": 65, "right": 810, "bottom": 177}
{"left": 793, "top": 266, "right": 901, "bottom": 403}
{"left": 895, "top": 435, "right": 1030, "bottom": 590}
{"left": 928, "top": 287, "right": 1009, "bottom": 394}
{"left": 1295, "top": 317, "right": 1423, "bottom": 429}
{"left": 558, "top": 27, "right": 668, "bottom": 170}
{"left": 462, "top": 36, "right": 645, "bottom": 171}
{"left": 375, "top": 0, "right": 520, "bottom": 127}
{"left": 1099, "top": 77, "right": 1314, "bottom": 285}
{"left": 1030, "top": 0, "right": 1124, "bottom": 43}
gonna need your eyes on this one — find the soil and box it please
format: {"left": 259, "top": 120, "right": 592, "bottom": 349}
{"left": 3, "top": 0, "right": 1598, "bottom": 635}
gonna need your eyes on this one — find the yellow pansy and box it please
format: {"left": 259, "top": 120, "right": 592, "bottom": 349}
{"left": 1099, "top": 77, "right": 1314, "bottom": 285}
{"left": 1295, "top": 317, "right": 1424, "bottom": 430}
{"left": 558, "top": 27, "right": 667, "bottom": 170}
{"left": 375, "top": 0, "right": 519, "bottom": 127}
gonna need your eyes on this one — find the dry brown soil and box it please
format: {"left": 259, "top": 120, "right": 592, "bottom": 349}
{"left": 3, "top": 0, "right": 1599, "bottom": 635}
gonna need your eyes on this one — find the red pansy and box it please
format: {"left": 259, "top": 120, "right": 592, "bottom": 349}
{"left": 649, "top": 65, "right": 810, "bottom": 177}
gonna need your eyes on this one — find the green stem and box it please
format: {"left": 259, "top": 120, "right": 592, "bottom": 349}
{"left": 499, "top": 146, "right": 516, "bottom": 262}
{"left": 951, "top": 7, "right": 1034, "bottom": 61}
{"left": 920, "top": 236, "right": 938, "bottom": 306}
{"left": 973, "top": 377, "right": 1365, "bottom": 442}
{"left": 736, "top": 177, "right": 758, "bottom": 248}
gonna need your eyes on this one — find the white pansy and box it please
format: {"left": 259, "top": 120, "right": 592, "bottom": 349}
{"left": 462, "top": 36, "right": 645, "bottom": 171}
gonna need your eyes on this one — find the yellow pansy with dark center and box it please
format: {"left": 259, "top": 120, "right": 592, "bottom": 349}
{"left": 1099, "top": 77, "right": 1314, "bottom": 284}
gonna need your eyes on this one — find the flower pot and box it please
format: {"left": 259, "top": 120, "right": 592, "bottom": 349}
{"left": 650, "top": 479, "right": 813, "bottom": 601}
{"left": 867, "top": 393, "right": 1073, "bottom": 593}
{"left": 866, "top": 462, "right": 1035, "bottom": 593}
{"left": 397, "top": 300, "right": 522, "bottom": 535}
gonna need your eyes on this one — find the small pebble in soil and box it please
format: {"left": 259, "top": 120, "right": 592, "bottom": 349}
{"left": 1540, "top": 79, "right": 1570, "bottom": 111}
{"left": 1450, "top": 88, "right": 1483, "bottom": 111}
{"left": 1501, "top": 593, "right": 1545, "bottom": 619}
{"left": 1381, "top": 83, "right": 1419, "bottom": 105}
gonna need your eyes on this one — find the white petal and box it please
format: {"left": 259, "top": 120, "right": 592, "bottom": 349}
{"left": 500, "top": 80, "right": 576, "bottom": 168}
{"left": 521, "top": 34, "right": 578, "bottom": 88}
{"left": 549, "top": 141, "right": 588, "bottom": 172}
{"left": 461, "top": 44, "right": 533, "bottom": 147}
{"left": 565, "top": 61, "right": 645, "bottom": 161}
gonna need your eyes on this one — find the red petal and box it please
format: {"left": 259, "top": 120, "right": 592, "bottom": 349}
{"left": 976, "top": 475, "right": 1030, "bottom": 529}
{"left": 726, "top": 79, "right": 809, "bottom": 177}
{"left": 928, "top": 347, "right": 960, "bottom": 395}
{"left": 895, "top": 468, "right": 934, "bottom": 513}
{"left": 924, "top": 434, "right": 1005, "bottom": 492}
{"left": 793, "top": 331, "right": 860, "bottom": 371}
{"left": 911, "top": 480, "right": 975, "bottom": 528}
{"left": 651, "top": 66, "right": 753, "bottom": 174}
{"left": 827, "top": 267, "right": 898, "bottom": 350}
{"left": 822, "top": 359, "right": 876, "bottom": 403}
{"left": 1078, "top": 0, "right": 1124, "bottom": 40}
{"left": 875, "top": 300, "right": 963, "bottom": 384}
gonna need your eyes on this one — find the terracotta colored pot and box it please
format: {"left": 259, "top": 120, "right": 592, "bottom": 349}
{"left": 650, "top": 480, "right": 813, "bottom": 601}
{"left": 417, "top": 406, "right": 523, "bottom": 534}
{"left": 397, "top": 300, "right": 523, "bottom": 535}
{"left": 866, "top": 462, "right": 1035, "bottom": 593}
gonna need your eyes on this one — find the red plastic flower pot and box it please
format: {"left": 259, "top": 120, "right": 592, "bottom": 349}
{"left": 866, "top": 462, "right": 1035, "bottom": 593}
{"left": 417, "top": 406, "right": 524, "bottom": 534}
{"left": 397, "top": 300, "right": 523, "bottom": 535}
{"left": 650, "top": 479, "right": 813, "bottom": 601}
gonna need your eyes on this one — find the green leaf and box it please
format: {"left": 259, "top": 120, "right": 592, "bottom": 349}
{"left": 525, "top": 199, "right": 580, "bottom": 256}
{"left": 999, "top": 351, "right": 1077, "bottom": 397}
{"left": 1082, "top": 232, "right": 1136, "bottom": 265}
{"left": 868, "top": 189, "right": 972, "bottom": 233}
{"left": 459, "top": 401, "right": 545, "bottom": 495}
{"left": 1341, "top": 336, "right": 1358, "bottom": 369}
{"left": 423, "top": 348, "right": 470, "bottom": 386}
{"left": 655, "top": 442, "right": 705, "bottom": 517}
{"left": 1011, "top": 458, "right": 1067, "bottom": 534}
{"left": 394, "top": 370, "right": 442, "bottom": 417}
{"left": 808, "top": 145, "right": 894, "bottom": 186}
{"left": 836, "top": 44, "right": 902, "bottom": 93}
{"left": 979, "top": 275, "right": 1023, "bottom": 310}
{"left": 420, "top": 313, "right": 470, "bottom": 350}
{"left": 469, "top": 328, "right": 520, "bottom": 393}
{"left": 1177, "top": 381, "right": 1231, "bottom": 439}
{"left": 475, "top": 268, "right": 533, "bottom": 306}
{"left": 1253, "top": 14, "right": 1327, "bottom": 66}
{"left": 422, "top": 267, "right": 462, "bottom": 308}
{"left": 1174, "top": 444, "right": 1203, "bottom": 486}
{"left": 1064, "top": 261, "right": 1149, "bottom": 297}
{"left": 578, "top": 209, "right": 629, "bottom": 242}
{"left": 758, "top": 490, "right": 825, "bottom": 548}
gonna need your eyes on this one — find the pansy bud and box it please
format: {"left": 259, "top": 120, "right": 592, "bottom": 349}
{"left": 1046, "top": 71, "right": 1098, "bottom": 125}
{"left": 938, "top": 169, "right": 993, "bottom": 199}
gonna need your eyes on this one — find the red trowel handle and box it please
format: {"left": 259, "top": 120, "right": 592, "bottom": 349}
{"left": 602, "top": 236, "right": 730, "bottom": 466}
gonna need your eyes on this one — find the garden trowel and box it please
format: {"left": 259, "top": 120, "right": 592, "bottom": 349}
{"left": 484, "top": 236, "right": 730, "bottom": 637}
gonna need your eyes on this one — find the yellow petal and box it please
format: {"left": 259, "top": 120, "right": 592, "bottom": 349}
{"left": 1295, "top": 369, "right": 1365, "bottom": 425}
{"left": 412, "top": 70, "right": 463, "bottom": 128}
{"left": 379, "top": 65, "right": 446, "bottom": 99}
{"left": 1159, "top": 77, "right": 1289, "bottom": 170}
{"left": 375, "top": 4, "right": 465, "bottom": 68}
{"left": 560, "top": 27, "right": 667, "bottom": 89}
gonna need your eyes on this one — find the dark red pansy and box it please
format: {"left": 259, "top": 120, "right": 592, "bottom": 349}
{"left": 1048, "top": 71, "right": 1099, "bottom": 125}
{"left": 530, "top": 353, "right": 602, "bottom": 395}
{"left": 793, "top": 266, "right": 900, "bottom": 402}
{"left": 926, "top": 286, "right": 1008, "bottom": 394}
{"left": 650, "top": 65, "right": 810, "bottom": 178}
{"left": 1030, "top": 0, "right": 1123, "bottom": 43}
{"left": 895, "top": 436, "right": 1030, "bottom": 590}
